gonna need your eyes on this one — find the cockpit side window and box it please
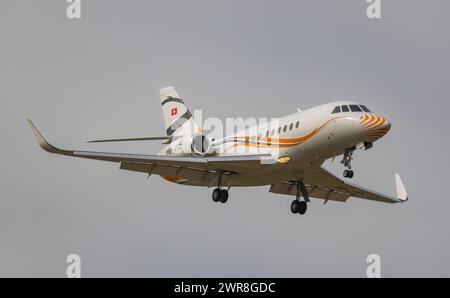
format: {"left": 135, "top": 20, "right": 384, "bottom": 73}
{"left": 349, "top": 105, "right": 363, "bottom": 112}
{"left": 360, "top": 105, "right": 371, "bottom": 112}
{"left": 331, "top": 106, "right": 341, "bottom": 114}
{"left": 341, "top": 105, "right": 350, "bottom": 112}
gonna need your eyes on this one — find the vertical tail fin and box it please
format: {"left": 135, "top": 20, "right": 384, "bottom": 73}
{"left": 160, "top": 86, "right": 200, "bottom": 137}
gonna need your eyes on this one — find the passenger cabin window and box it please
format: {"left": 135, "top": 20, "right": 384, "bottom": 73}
{"left": 349, "top": 105, "right": 363, "bottom": 112}
{"left": 283, "top": 125, "right": 287, "bottom": 133}
{"left": 278, "top": 127, "right": 281, "bottom": 134}
{"left": 289, "top": 123, "right": 293, "bottom": 130}
{"left": 341, "top": 105, "right": 349, "bottom": 112}
{"left": 360, "top": 105, "right": 371, "bottom": 112}
{"left": 332, "top": 106, "right": 341, "bottom": 114}
{"left": 295, "top": 121, "right": 300, "bottom": 129}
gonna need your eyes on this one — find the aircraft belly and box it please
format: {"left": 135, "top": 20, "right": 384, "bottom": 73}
{"left": 159, "top": 166, "right": 295, "bottom": 187}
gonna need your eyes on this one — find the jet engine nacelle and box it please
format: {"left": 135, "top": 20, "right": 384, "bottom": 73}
{"left": 179, "top": 134, "right": 215, "bottom": 156}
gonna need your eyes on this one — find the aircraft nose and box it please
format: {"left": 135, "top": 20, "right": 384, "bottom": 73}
{"left": 359, "top": 114, "right": 391, "bottom": 142}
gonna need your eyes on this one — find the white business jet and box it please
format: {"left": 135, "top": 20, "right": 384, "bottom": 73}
{"left": 28, "top": 86, "right": 408, "bottom": 215}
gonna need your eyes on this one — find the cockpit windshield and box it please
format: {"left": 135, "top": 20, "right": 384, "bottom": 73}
{"left": 360, "top": 105, "right": 371, "bottom": 112}
{"left": 331, "top": 104, "right": 371, "bottom": 114}
{"left": 349, "top": 105, "right": 362, "bottom": 112}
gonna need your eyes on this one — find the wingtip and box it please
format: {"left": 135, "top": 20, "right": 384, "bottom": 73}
{"left": 26, "top": 119, "right": 41, "bottom": 140}
{"left": 26, "top": 119, "right": 61, "bottom": 154}
{"left": 26, "top": 119, "right": 35, "bottom": 131}
{"left": 395, "top": 174, "right": 409, "bottom": 202}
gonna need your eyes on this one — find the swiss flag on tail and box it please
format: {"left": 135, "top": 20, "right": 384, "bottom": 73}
{"left": 171, "top": 108, "right": 178, "bottom": 116}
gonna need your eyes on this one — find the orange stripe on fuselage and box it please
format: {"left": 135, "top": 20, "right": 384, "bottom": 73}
{"left": 224, "top": 142, "right": 296, "bottom": 152}
{"left": 224, "top": 116, "right": 348, "bottom": 152}
{"left": 236, "top": 116, "right": 347, "bottom": 144}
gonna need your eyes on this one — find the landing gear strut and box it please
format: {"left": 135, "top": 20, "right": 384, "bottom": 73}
{"left": 341, "top": 147, "right": 355, "bottom": 179}
{"left": 212, "top": 172, "right": 229, "bottom": 204}
{"left": 291, "top": 181, "right": 309, "bottom": 215}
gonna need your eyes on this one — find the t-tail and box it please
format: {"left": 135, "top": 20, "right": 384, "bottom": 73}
{"left": 160, "top": 86, "right": 200, "bottom": 138}
{"left": 85, "top": 86, "right": 199, "bottom": 144}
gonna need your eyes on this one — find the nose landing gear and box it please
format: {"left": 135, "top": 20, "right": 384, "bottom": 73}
{"left": 341, "top": 147, "right": 355, "bottom": 179}
{"left": 343, "top": 169, "right": 354, "bottom": 178}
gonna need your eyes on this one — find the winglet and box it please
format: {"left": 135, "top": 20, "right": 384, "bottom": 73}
{"left": 395, "top": 174, "right": 408, "bottom": 202}
{"left": 26, "top": 119, "right": 62, "bottom": 154}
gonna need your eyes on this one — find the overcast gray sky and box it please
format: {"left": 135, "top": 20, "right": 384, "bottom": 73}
{"left": 1, "top": 0, "right": 450, "bottom": 277}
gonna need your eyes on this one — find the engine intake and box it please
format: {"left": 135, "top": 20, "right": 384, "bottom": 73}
{"left": 191, "top": 135, "right": 213, "bottom": 156}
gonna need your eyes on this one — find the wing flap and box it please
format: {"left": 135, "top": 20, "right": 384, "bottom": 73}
{"left": 270, "top": 182, "right": 350, "bottom": 203}
{"left": 119, "top": 162, "right": 229, "bottom": 186}
{"left": 120, "top": 162, "right": 156, "bottom": 173}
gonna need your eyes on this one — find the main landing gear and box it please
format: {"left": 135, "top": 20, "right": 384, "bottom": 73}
{"left": 291, "top": 181, "right": 310, "bottom": 215}
{"left": 341, "top": 147, "right": 355, "bottom": 179}
{"left": 212, "top": 171, "right": 229, "bottom": 204}
{"left": 291, "top": 200, "right": 307, "bottom": 215}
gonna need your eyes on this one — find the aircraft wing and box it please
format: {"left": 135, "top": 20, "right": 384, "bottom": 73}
{"left": 86, "top": 136, "right": 170, "bottom": 143}
{"left": 270, "top": 166, "right": 408, "bottom": 204}
{"left": 27, "top": 120, "right": 275, "bottom": 180}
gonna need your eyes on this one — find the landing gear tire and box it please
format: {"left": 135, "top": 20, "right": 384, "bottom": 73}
{"left": 212, "top": 188, "right": 229, "bottom": 203}
{"left": 291, "top": 200, "right": 307, "bottom": 215}
{"left": 291, "top": 200, "right": 300, "bottom": 214}
{"left": 298, "top": 201, "right": 307, "bottom": 215}
{"left": 219, "top": 190, "right": 229, "bottom": 203}
{"left": 343, "top": 170, "right": 354, "bottom": 179}
{"left": 212, "top": 188, "right": 221, "bottom": 202}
